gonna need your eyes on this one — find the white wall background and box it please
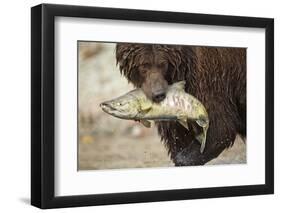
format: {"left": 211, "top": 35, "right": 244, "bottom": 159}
{"left": 0, "top": 0, "right": 279, "bottom": 212}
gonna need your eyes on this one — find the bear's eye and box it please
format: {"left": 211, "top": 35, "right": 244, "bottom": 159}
{"left": 140, "top": 69, "right": 146, "bottom": 75}
{"left": 140, "top": 63, "right": 150, "bottom": 69}
{"left": 139, "top": 65, "right": 148, "bottom": 75}
{"left": 158, "top": 62, "right": 168, "bottom": 69}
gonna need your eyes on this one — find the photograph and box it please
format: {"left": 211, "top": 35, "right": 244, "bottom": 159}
{"left": 78, "top": 41, "right": 247, "bottom": 170}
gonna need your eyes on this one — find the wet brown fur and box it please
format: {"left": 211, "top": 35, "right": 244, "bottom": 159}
{"left": 116, "top": 43, "right": 246, "bottom": 166}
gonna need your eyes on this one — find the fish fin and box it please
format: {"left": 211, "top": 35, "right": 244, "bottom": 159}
{"left": 141, "top": 101, "right": 152, "bottom": 111}
{"left": 196, "top": 116, "right": 208, "bottom": 128}
{"left": 140, "top": 120, "right": 151, "bottom": 128}
{"left": 172, "top": 81, "right": 186, "bottom": 91}
{"left": 178, "top": 119, "right": 189, "bottom": 130}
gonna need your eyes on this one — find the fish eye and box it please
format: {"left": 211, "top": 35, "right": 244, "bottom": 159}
{"left": 117, "top": 102, "right": 122, "bottom": 106}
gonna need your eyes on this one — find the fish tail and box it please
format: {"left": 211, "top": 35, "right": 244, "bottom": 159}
{"left": 196, "top": 130, "right": 207, "bottom": 154}
{"left": 200, "top": 137, "right": 206, "bottom": 153}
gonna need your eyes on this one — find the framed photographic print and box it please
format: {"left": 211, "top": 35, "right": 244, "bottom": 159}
{"left": 31, "top": 3, "right": 274, "bottom": 209}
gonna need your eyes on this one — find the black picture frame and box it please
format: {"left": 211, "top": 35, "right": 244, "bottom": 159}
{"left": 31, "top": 3, "right": 274, "bottom": 209}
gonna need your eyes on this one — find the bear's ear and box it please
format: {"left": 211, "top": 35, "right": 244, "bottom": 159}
{"left": 116, "top": 43, "right": 137, "bottom": 71}
{"left": 116, "top": 44, "right": 135, "bottom": 62}
{"left": 116, "top": 44, "right": 143, "bottom": 87}
{"left": 166, "top": 47, "right": 183, "bottom": 79}
{"left": 116, "top": 44, "right": 131, "bottom": 74}
{"left": 116, "top": 44, "right": 127, "bottom": 65}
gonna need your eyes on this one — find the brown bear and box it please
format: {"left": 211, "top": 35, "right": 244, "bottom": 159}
{"left": 116, "top": 43, "right": 246, "bottom": 166}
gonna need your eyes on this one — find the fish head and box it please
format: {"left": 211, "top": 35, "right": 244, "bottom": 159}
{"left": 100, "top": 90, "right": 141, "bottom": 119}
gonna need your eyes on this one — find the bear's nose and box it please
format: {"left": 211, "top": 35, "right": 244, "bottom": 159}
{"left": 152, "top": 90, "right": 166, "bottom": 103}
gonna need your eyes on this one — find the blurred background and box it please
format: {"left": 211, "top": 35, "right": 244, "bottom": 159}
{"left": 78, "top": 41, "right": 246, "bottom": 170}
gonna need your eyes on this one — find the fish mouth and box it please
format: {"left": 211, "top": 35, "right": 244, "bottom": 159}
{"left": 100, "top": 102, "right": 136, "bottom": 120}
{"left": 100, "top": 102, "right": 117, "bottom": 112}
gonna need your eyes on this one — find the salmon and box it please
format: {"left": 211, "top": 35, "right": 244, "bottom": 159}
{"left": 100, "top": 81, "right": 209, "bottom": 153}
